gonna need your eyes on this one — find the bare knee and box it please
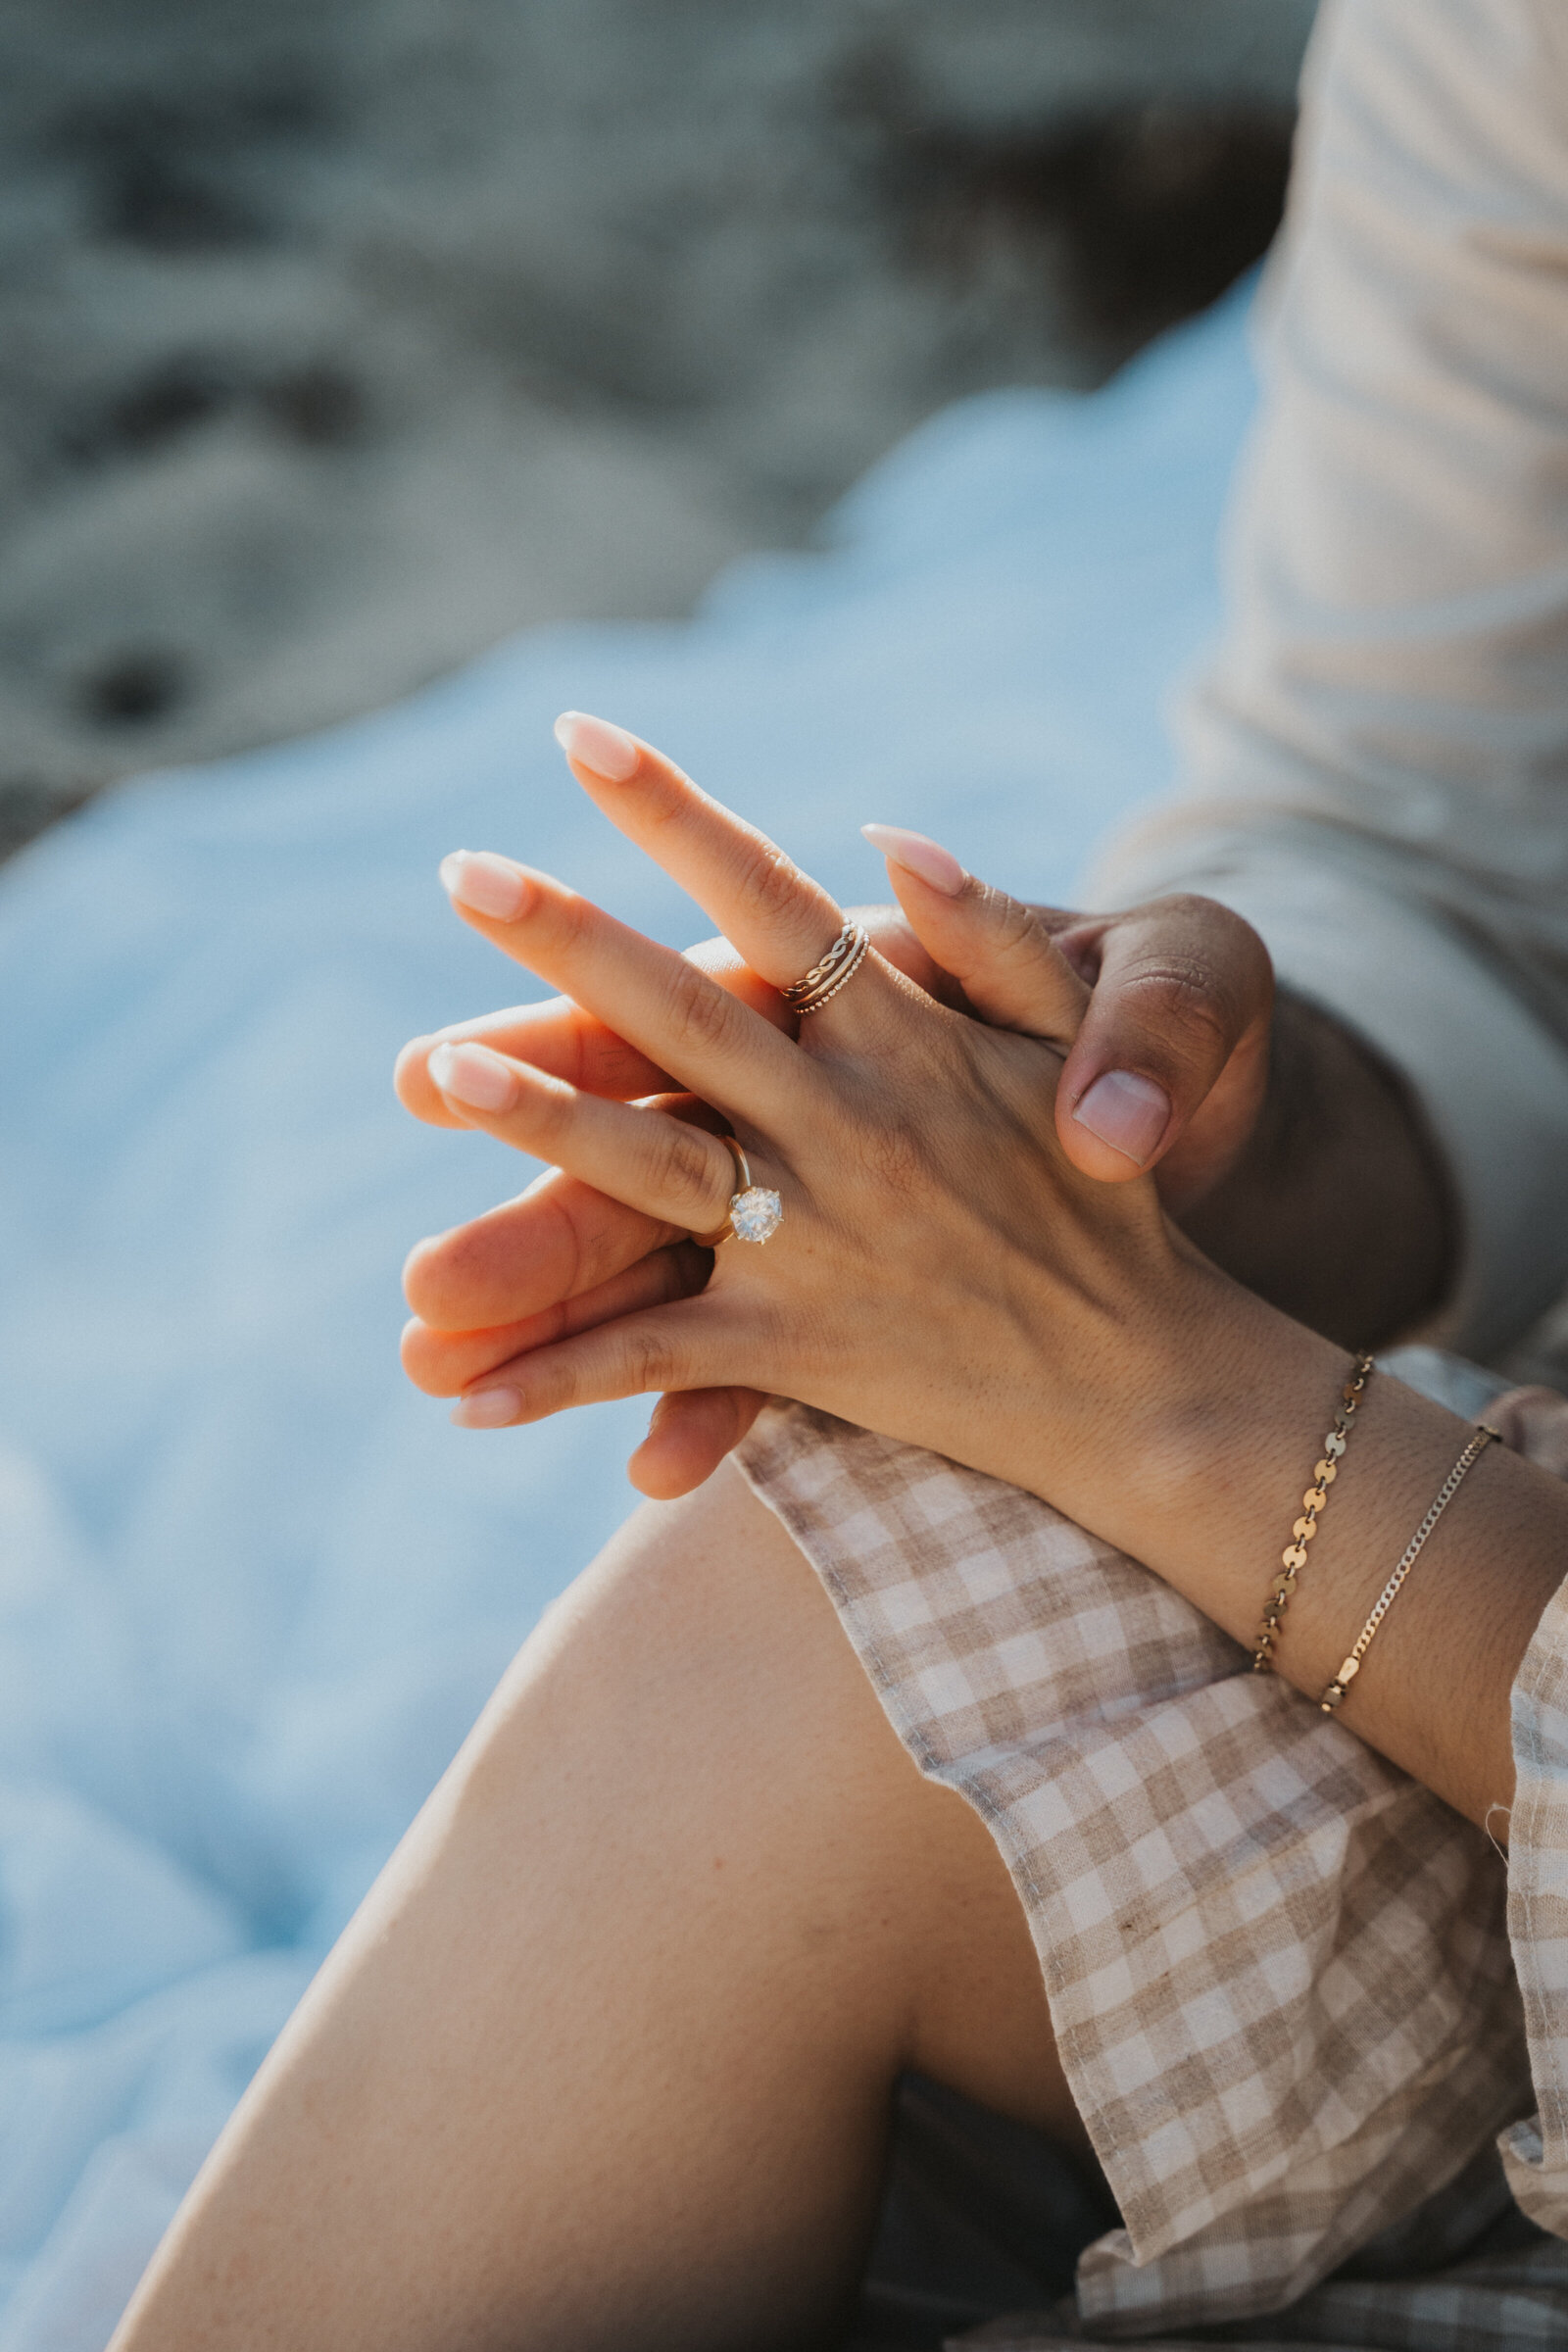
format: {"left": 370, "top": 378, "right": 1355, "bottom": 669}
{"left": 451, "top": 1460, "right": 1081, "bottom": 2148}
{"left": 455, "top": 1461, "right": 883, "bottom": 1835}
{"left": 111, "top": 1466, "right": 1081, "bottom": 2352}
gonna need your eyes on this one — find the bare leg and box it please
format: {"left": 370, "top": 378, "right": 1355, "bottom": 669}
{"left": 111, "top": 1461, "right": 1084, "bottom": 2352}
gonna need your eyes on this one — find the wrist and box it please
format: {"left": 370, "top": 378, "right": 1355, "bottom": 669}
{"left": 1008, "top": 1242, "right": 1347, "bottom": 1653}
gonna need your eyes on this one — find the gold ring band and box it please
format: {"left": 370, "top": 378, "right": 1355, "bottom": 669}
{"left": 692, "top": 1135, "right": 783, "bottom": 1249}
{"left": 783, "top": 921, "right": 870, "bottom": 1016}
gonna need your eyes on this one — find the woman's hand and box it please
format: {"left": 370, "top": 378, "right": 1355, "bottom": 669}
{"left": 398, "top": 720, "right": 1275, "bottom": 1494}
{"left": 395, "top": 715, "right": 1568, "bottom": 1828}
{"left": 398, "top": 715, "right": 1207, "bottom": 1507}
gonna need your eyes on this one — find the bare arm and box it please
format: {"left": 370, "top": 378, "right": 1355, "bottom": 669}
{"left": 1076, "top": 1261, "right": 1560, "bottom": 1832}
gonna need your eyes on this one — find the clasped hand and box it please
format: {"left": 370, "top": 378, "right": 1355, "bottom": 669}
{"left": 397, "top": 717, "right": 1270, "bottom": 1497}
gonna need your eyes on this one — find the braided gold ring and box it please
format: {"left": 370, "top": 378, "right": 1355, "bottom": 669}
{"left": 782, "top": 921, "right": 870, "bottom": 1016}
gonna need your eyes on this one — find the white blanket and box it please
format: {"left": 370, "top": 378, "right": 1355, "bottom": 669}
{"left": 0, "top": 285, "right": 1252, "bottom": 2348}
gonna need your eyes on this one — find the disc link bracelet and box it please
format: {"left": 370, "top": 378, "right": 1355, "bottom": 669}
{"left": 1251, "top": 1352, "right": 1374, "bottom": 1675}
{"left": 1252, "top": 1350, "right": 1502, "bottom": 1712}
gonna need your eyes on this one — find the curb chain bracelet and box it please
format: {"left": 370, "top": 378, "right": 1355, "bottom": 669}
{"left": 1319, "top": 1422, "right": 1499, "bottom": 1712}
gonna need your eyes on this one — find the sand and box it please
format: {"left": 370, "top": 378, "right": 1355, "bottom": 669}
{"left": 0, "top": 0, "right": 1316, "bottom": 853}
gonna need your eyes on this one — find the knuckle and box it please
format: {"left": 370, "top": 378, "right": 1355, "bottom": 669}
{"left": 622, "top": 1323, "right": 677, "bottom": 1395}
{"left": 976, "top": 884, "right": 1040, "bottom": 958}
{"left": 525, "top": 1078, "right": 576, "bottom": 1146}
{"left": 1119, "top": 962, "right": 1239, "bottom": 1070}
{"left": 662, "top": 957, "right": 741, "bottom": 1058}
{"left": 731, "top": 835, "right": 808, "bottom": 927}
{"left": 545, "top": 887, "right": 597, "bottom": 954}
{"left": 639, "top": 761, "right": 695, "bottom": 830}
{"left": 533, "top": 1189, "right": 595, "bottom": 1294}
{"left": 654, "top": 1118, "right": 729, "bottom": 1209}
{"left": 1141, "top": 896, "right": 1274, "bottom": 997}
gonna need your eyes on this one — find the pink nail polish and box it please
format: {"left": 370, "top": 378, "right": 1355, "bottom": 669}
{"left": 451, "top": 1387, "right": 521, "bottom": 1429}
{"left": 1072, "top": 1070, "right": 1170, "bottom": 1167}
{"left": 860, "top": 823, "right": 966, "bottom": 897}
{"left": 427, "top": 1042, "right": 519, "bottom": 1114}
{"left": 439, "top": 851, "right": 529, "bottom": 921}
{"left": 554, "top": 710, "right": 641, "bottom": 782}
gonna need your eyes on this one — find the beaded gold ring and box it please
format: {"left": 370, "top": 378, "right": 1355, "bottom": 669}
{"left": 783, "top": 921, "right": 870, "bottom": 1016}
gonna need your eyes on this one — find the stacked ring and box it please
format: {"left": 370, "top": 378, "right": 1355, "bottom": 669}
{"left": 783, "top": 921, "right": 870, "bottom": 1016}
{"left": 692, "top": 1135, "right": 783, "bottom": 1248}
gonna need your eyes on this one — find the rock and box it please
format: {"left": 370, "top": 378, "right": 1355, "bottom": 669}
{"left": 0, "top": 0, "right": 1316, "bottom": 850}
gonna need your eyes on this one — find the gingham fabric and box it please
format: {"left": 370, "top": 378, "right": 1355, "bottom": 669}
{"left": 736, "top": 1403, "right": 1568, "bottom": 2345}
{"left": 1505, "top": 1575, "right": 1568, "bottom": 2235}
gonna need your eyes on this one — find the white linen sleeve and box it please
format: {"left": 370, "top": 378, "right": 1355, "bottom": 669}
{"left": 1503, "top": 1574, "right": 1568, "bottom": 2237}
{"left": 1089, "top": 0, "right": 1568, "bottom": 1359}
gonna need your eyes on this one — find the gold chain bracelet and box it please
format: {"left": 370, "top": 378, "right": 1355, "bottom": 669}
{"left": 1251, "top": 1352, "right": 1375, "bottom": 1675}
{"left": 1319, "top": 1423, "right": 1499, "bottom": 1713}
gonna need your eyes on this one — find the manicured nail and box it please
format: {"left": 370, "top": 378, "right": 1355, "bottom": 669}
{"left": 554, "top": 710, "right": 640, "bottom": 781}
{"left": 1072, "top": 1070, "right": 1170, "bottom": 1166}
{"left": 427, "top": 1042, "right": 519, "bottom": 1114}
{"left": 451, "top": 1386, "right": 521, "bottom": 1429}
{"left": 439, "top": 850, "right": 530, "bottom": 921}
{"left": 860, "top": 823, "right": 966, "bottom": 896}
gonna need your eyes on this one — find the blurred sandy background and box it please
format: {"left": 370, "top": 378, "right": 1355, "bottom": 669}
{"left": 0, "top": 0, "right": 1316, "bottom": 858}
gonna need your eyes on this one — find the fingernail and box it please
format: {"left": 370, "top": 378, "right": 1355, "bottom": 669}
{"left": 439, "top": 850, "right": 530, "bottom": 921}
{"left": 860, "top": 823, "right": 966, "bottom": 896}
{"left": 554, "top": 710, "right": 640, "bottom": 782}
{"left": 451, "top": 1386, "right": 521, "bottom": 1429}
{"left": 1072, "top": 1070, "right": 1170, "bottom": 1166}
{"left": 427, "top": 1042, "right": 519, "bottom": 1114}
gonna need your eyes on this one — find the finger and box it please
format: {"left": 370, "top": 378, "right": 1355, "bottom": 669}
{"left": 436, "top": 848, "right": 806, "bottom": 1119}
{"left": 447, "top": 1295, "right": 749, "bottom": 1429}
{"left": 405, "top": 1169, "right": 676, "bottom": 1331}
{"left": 1052, "top": 897, "right": 1274, "bottom": 1191}
{"left": 692, "top": 912, "right": 954, "bottom": 1010}
{"left": 395, "top": 940, "right": 798, "bottom": 1130}
{"left": 425, "top": 1041, "right": 745, "bottom": 1237}
{"left": 625, "top": 1388, "right": 767, "bottom": 1499}
{"left": 845, "top": 904, "right": 957, "bottom": 1003}
{"left": 404, "top": 1093, "right": 730, "bottom": 1330}
{"left": 861, "top": 826, "right": 1089, "bottom": 1042}
{"left": 397, "top": 1001, "right": 670, "bottom": 1129}
{"left": 551, "top": 711, "right": 896, "bottom": 1016}
{"left": 401, "top": 1243, "right": 710, "bottom": 1396}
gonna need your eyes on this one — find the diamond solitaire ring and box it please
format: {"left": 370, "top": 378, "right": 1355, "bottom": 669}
{"left": 692, "top": 1135, "right": 783, "bottom": 1248}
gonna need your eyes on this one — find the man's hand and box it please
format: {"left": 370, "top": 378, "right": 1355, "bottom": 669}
{"left": 398, "top": 889, "right": 1455, "bottom": 1495}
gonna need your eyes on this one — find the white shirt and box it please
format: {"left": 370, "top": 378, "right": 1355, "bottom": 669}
{"left": 1092, "top": 0, "right": 1568, "bottom": 1361}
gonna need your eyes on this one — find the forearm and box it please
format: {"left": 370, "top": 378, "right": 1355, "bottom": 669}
{"left": 1178, "top": 991, "right": 1460, "bottom": 1349}
{"left": 1032, "top": 1254, "right": 1565, "bottom": 1832}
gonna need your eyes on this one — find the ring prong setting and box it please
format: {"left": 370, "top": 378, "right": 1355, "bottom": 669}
{"left": 729, "top": 1186, "right": 783, "bottom": 1244}
{"left": 692, "top": 1135, "right": 783, "bottom": 1248}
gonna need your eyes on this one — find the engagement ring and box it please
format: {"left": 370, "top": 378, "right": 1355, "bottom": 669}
{"left": 693, "top": 1135, "right": 782, "bottom": 1248}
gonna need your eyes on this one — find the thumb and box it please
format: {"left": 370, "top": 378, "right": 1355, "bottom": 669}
{"left": 627, "top": 1387, "right": 766, "bottom": 1498}
{"left": 861, "top": 826, "right": 1088, "bottom": 1041}
{"left": 1053, "top": 896, "right": 1274, "bottom": 1196}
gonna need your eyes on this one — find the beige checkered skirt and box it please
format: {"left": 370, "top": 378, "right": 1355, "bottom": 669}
{"left": 736, "top": 1401, "right": 1565, "bottom": 2345}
